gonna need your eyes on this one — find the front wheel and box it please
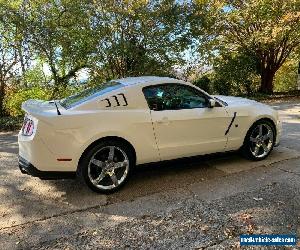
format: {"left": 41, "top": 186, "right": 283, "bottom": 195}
{"left": 242, "top": 120, "right": 275, "bottom": 160}
{"left": 79, "top": 140, "right": 134, "bottom": 193}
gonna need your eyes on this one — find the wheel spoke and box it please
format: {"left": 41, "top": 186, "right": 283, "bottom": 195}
{"left": 88, "top": 145, "right": 129, "bottom": 190}
{"left": 258, "top": 124, "right": 263, "bottom": 136}
{"left": 249, "top": 123, "right": 274, "bottom": 158}
{"left": 110, "top": 172, "right": 119, "bottom": 187}
{"left": 263, "top": 130, "right": 272, "bottom": 141}
{"left": 91, "top": 158, "right": 105, "bottom": 167}
{"left": 114, "top": 160, "right": 129, "bottom": 169}
{"left": 94, "top": 170, "right": 106, "bottom": 184}
{"left": 261, "top": 142, "right": 268, "bottom": 152}
{"left": 108, "top": 146, "right": 115, "bottom": 161}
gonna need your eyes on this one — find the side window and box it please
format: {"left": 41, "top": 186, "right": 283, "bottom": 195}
{"left": 143, "top": 84, "right": 210, "bottom": 111}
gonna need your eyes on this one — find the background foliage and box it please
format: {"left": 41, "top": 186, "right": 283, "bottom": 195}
{"left": 0, "top": 0, "right": 299, "bottom": 122}
{"left": 5, "top": 87, "right": 50, "bottom": 117}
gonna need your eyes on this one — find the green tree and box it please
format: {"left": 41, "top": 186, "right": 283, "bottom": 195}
{"left": 20, "top": 0, "right": 94, "bottom": 98}
{"left": 274, "top": 56, "right": 299, "bottom": 92}
{"left": 5, "top": 87, "right": 50, "bottom": 117}
{"left": 0, "top": 0, "right": 192, "bottom": 117}
{"left": 22, "top": 62, "right": 49, "bottom": 87}
{"left": 191, "top": 0, "right": 300, "bottom": 93}
{"left": 213, "top": 51, "right": 260, "bottom": 95}
{"left": 193, "top": 75, "right": 211, "bottom": 92}
{"left": 0, "top": 1, "right": 23, "bottom": 116}
{"left": 89, "top": 0, "right": 189, "bottom": 81}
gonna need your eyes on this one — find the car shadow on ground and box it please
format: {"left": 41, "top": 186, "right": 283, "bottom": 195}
{"left": 43, "top": 151, "right": 236, "bottom": 207}
{"left": 106, "top": 152, "right": 232, "bottom": 203}
{"left": 0, "top": 149, "right": 233, "bottom": 230}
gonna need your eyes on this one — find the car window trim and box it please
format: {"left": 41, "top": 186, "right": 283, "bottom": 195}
{"left": 142, "top": 83, "right": 221, "bottom": 111}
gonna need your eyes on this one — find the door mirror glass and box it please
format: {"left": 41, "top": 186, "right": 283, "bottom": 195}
{"left": 208, "top": 99, "right": 216, "bottom": 108}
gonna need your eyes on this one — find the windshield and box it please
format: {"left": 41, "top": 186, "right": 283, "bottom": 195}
{"left": 60, "top": 81, "right": 124, "bottom": 109}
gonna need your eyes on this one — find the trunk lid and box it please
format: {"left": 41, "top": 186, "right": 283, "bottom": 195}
{"left": 22, "top": 99, "right": 62, "bottom": 117}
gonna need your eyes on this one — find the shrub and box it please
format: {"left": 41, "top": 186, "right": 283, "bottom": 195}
{"left": 274, "top": 59, "right": 298, "bottom": 92}
{"left": 212, "top": 51, "right": 260, "bottom": 95}
{"left": 193, "top": 76, "right": 211, "bottom": 92}
{"left": 0, "top": 116, "right": 23, "bottom": 131}
{"left": 4, "top": 87, "right": 51, "bottom": 117}
{"left": 212, "top": 78, "right": 232, "bottom": 96}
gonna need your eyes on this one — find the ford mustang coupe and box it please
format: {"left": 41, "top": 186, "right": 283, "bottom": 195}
{"left": 19, "top": 76, "right": 281, "bottom": 193}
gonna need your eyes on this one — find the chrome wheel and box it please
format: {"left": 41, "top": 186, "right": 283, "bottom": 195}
{"left": 249, "top": 123, "right": 274, "bottom": 158}
{"left": 87, "top": 146, "right": 129, "bottom": 190}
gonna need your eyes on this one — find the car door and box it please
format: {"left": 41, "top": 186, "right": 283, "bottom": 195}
{"left": 143, "top": 83, "right": 230, "bottom": 161}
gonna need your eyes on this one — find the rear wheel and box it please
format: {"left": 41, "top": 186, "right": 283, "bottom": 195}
{"left": 79, "top": 140, "right": 134, "bottom": 193}
{"left": 242, "top": 120, "right": 275, "bottom": 160}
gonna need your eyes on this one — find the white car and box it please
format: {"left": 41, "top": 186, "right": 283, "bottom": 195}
{"left": 18, "top": 76, "right": 282, "bottom": 193}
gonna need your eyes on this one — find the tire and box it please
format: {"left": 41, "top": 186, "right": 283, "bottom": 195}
{"left": 241, "top": 120, "right": 276, "bottom": 161}
{"left": 78, "top": 140, "right": 135, "bottom": 193}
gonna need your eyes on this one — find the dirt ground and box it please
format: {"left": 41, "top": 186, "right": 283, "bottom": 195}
{"left": 0, "top": 100, "right": 299, "bottom": 249}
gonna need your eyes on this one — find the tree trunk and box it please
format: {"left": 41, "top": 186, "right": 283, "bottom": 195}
{"left": 0, "top": 81, "right": 5, "bottom": 117}
{"left": 260, "top": 69, "right": 275, "bottom": 94}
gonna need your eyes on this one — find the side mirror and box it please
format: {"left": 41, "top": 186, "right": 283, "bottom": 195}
{"left": 208, "top": 99, "right": 216, "bottom": 108}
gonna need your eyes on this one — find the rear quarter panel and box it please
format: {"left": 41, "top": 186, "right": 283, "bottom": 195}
{"left": 39, "top": 85, "right": 160, "bottom": 171}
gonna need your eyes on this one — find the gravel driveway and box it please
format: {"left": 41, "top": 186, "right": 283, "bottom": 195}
{"left": 0, "top": 100, "right": 300, "bottom": 249}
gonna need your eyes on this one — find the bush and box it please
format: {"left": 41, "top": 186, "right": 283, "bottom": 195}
{"left": 4, "top": 82, "right": 89, "bottom": 117}
{"left": 193, "top": 76, "right": 211, "bottom": 92}
{"left": 212, "top": 78, "right": 232, "bottom": 96}
{"left": 212, "top": 51, "right": 260, "bottom": 95}
{"left": 4, "top": 87, "right": 51, "bottom": 117}
{"left": 274, "top": 59, "right": 298, "bottom": 92}
{"left": 0, "top": 116, "right": 23, "bottom": 131}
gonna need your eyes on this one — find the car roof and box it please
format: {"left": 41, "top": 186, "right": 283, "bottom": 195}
{"left": 116, "top": 76, "right": 186, "bottom": 86}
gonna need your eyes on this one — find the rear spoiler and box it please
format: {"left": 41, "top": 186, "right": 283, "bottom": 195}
{"left": 22, "top": 99, "right": 63, "bottom": 118}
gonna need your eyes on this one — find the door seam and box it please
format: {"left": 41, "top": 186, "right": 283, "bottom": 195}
{"left": 149, "top": 110, "right": 162, "bottom": 161}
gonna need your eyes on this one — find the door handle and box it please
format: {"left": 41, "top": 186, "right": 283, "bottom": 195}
{"left": 157, "top": 117, "right": 170, "bottom": 125}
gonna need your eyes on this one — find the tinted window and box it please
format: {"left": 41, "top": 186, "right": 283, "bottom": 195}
{"left": 60, "top": 81, "right": 123, "bottom": 109}
{"left": 143, "top": 84, "right": 209, "bottom": 111}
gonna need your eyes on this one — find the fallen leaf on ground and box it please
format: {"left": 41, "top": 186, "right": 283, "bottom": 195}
{"left": 239, "top": 213, "right": 253, "bottom": 221}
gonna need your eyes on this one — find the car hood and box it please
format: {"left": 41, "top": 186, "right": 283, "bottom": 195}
{"left": 213, "top": 95, "right": 258, "bottom": 106}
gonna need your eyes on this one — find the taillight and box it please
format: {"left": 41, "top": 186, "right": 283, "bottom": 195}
{"left": 22, "top": 116, "right": 34, "bottom": 136}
